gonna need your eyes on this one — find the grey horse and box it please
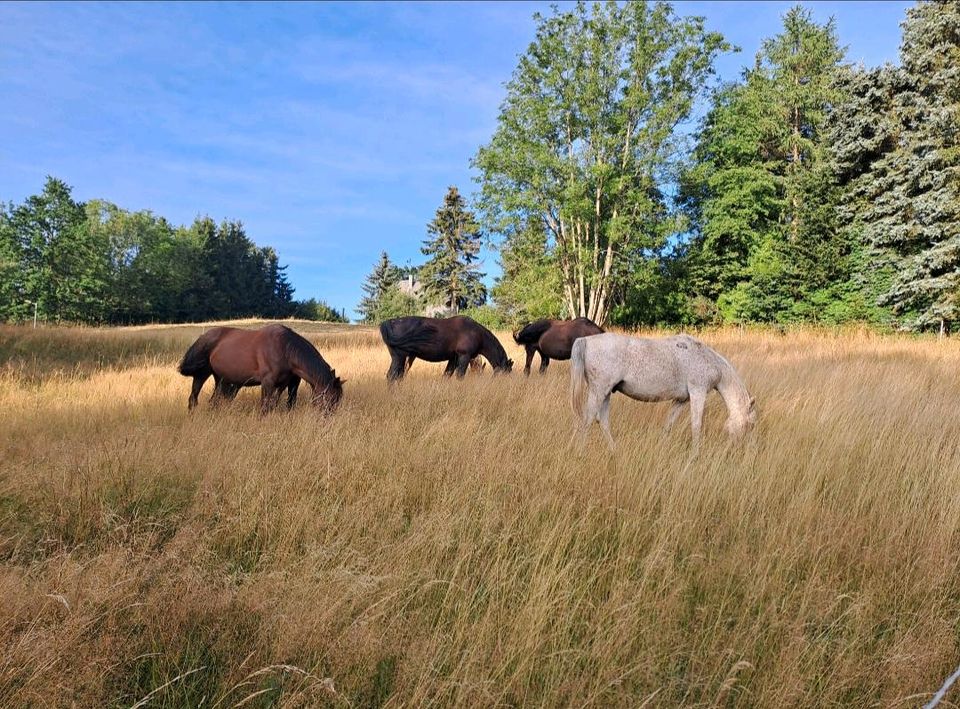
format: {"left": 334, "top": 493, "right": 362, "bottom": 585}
{"left": 570, "top": 332, "right": 757, "bottom": 449}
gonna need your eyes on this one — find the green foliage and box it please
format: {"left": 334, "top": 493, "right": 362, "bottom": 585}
{"left": 373, "top": 286, "right": 422, "bottom": 322}
{"left": 853, "top": 1, "right": 960, "bottom": 330}
{"left": 420, "top": 186, "right": 486, "bottom": 312}
{"left": 5, "top": 177, "right": 110, "bottom": 323}
{"left": 459, "top": 305, "right": 509, "bottom": 330}
{"left": 475, "top": 0, "right": 731, "bottom": 325}
{"left": 682, "top": 6, "right": 853, "bottom": 324}
{"left": 0, "top": 178, "right": 322, "bottom": 325}
{"left": 292, "top": 298, "right": 347, "bottom": 323}
{"left": 491, "top": 222, "right": 565, "bottom": 326}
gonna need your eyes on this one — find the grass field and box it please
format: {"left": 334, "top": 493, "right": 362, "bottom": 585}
{"left": 2, "top": 320, "right": 960, "bottom": 707}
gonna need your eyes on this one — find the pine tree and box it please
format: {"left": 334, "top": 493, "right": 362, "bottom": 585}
{"left": 824, "top": 64, "right": 900, "bottom": 325}
{"left": 357, "top": 251, "right": 400, "bottom": 323}
{"left": 860, "top": 1, "right": 960, "bottom": 331}
{"left": 420, "top": 186, "right": 486, "bottom": 313}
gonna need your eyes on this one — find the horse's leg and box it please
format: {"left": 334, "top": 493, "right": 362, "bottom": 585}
{"left": 454, "top": 353, "right": 471, "bottom": 378}
{"left": 406, "top": 356, "right": 416, "bottom": 372}
{"left": 286, "top": 377, "right": 301, "bottom": 410}
{"left": 664, "top": 400, "right": 687, "bottom": 432}
{"left": 259, "top": 377, "right": 281, "bottom": 415}
{"left": 210, "top": 375, "right": 230, "bottom": 407}
{"left": 443, "top": 357, "right": 458, "bottom": 377}
{"left": 524, "top": 346, "right": 535, "bottom": 376}
{"left": 571, "top": 387, "right": 606, "bottom": 449}
{"left": 688, "top": 389, "right": 707, "bottom": 446}
{"left": 188, "top": 374, "right": 208, "bottom": 410}
{"left": 539, "top": 354, "right": 550, "bottom": 374}
{"left": 597, "top": 392, "right": 615, "bottom": 451}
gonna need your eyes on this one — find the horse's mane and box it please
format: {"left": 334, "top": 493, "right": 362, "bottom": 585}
{"left": 281, "top": 327, "right": 336, "bottom": 386}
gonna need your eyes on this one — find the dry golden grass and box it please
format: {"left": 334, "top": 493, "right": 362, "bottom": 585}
{"left": 2, "top": 321, "right": 960, "bottom": 706}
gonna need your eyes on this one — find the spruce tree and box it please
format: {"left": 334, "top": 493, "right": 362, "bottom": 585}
{"left": 420, "top": 186, "right": 486, "bottom": 313}
{"left": 357, "top": 251, "right": 400, "bottom": 323}
{"left": 860, "top": 1, "right": 960, "bottom": 331}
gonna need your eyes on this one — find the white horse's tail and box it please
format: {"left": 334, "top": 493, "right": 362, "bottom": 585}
{"left": 570, "top": 337, "right": 589, "bottom": 420}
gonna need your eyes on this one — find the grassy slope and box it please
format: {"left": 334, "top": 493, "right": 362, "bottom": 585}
{"left": 1, "top": 322, "right": 959, "bottom": 706}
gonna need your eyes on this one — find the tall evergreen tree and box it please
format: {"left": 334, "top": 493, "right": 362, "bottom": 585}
{"left": 682, "top": 6, "right": 848, "bottom": 323}
{"left": 7, "top": 177, "right": 110, "bottom": 323}
{"left": 420, "top": 186, "right": 486, "bottom": 313}
{"left": 858, "top": 1, "right": 960, "bottom": 331}
{"left": 357, "top": 251, "right": 401, "bottom": 323}
{"left": 823, "top": 64, "right": 901, "bottom": 325}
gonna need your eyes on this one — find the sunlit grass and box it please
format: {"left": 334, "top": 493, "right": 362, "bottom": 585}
{"left": 1, "top": 322, "right": 959, "bottom": 706}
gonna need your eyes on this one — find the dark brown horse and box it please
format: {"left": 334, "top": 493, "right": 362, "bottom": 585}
{"left": 513, "top": 317, "right": 604, "bottom": 375}
{"left": 380, "top": 315, "right": 513, "bottom": 381}
{"left": 178, "top": 324, "right": 343, "bottom": 413}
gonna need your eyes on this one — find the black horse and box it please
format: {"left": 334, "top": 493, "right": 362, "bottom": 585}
{"left": 513, "top": 317, "right": 604, "bottom": 375}
{"left": 379, "top": 316, "right": 513, "bottom": 381}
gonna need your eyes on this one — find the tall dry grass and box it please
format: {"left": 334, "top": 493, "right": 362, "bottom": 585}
{"left": 1, "top": 322, "right": 960, "bottom": 706}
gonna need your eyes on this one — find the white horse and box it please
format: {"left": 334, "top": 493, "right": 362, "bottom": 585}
{"left": 570, "top": 332, "right": 757, "bottom": 449}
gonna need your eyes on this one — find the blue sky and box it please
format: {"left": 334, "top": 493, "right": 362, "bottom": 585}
{"left": 1, "top": 1, "right": 911, "bottom": 319}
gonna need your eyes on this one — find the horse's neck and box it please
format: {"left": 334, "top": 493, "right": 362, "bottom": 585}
{"left": 480, "top": 331, "right": 505, "bottom": 365}
{"left": 715, "top": 358, "right": 749, "bottom": 420}
{"left": 292, "top": 352, "right": 328, "bottom": 388}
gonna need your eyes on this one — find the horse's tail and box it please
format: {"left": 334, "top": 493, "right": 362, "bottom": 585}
{"left": 178, "top": 329, "right": 220, "bottom": 376}
{"left": 513, "top": 319, "right": 552, "bottom": 345}
{"left": 570, "top": 337, "right": 590, "bottom": 420}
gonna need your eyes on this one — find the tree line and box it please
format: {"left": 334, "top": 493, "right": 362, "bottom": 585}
{"left": 0, "top": 177, "right": 345, "bottom": 324}
{"left": 462, "top": 0, "right": 958, "bottom": 332}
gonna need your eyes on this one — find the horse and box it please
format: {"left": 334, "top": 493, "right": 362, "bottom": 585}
{"left": 513, "top": 317, "right": 604, "bottom": 375}
{"left": 379, "top": 315, "right": 513, "bottom": 381}
{"left": 177, "top": 324, "right": 343, "bottom": 413}
{"left": 570, "top": 332, "right": 756, "bottom": 449}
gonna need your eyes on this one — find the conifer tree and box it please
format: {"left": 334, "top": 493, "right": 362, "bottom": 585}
{"left": 682, "top": 6, "right": 848, "bottom": 323}
{"left": 420, "top": 186, "right": 486, "bottom": 313}
{"left": 859, "top": 1, "right": 960, "bottom": 331}
{"left": 357, "top": 251, "right": 401, "bottom": 323}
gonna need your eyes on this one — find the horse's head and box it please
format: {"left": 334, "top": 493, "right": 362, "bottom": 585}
{"left": 726, "top": 396, "right": 757, "bottom": 438}
{"left": 494, "top": 358, "right": 514, "bottom": 374}
{"left": 312, "top": 371, "right": 345, "bottom": 413}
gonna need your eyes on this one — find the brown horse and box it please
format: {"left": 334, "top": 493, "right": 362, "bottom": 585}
{"left": 178, "top": 324, "right": 343, "bottom": 413}
{"left": 379, "top": 315, "right": 513, "bottom": 381}
{"left": 513, "top": 317, "right": 604, "bottom": 375}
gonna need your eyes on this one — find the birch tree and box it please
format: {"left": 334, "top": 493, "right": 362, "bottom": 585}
{"left": 474, "top": 1, "right": 729, "bottom": 324}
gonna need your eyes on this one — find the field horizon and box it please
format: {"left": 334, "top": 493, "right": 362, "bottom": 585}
{"left": 2, "top": 320, "right": 960, "bottom": 706}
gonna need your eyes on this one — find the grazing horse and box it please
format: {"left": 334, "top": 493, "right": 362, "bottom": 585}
{"left": 380, "top": 315, "right": 513, "bottom": 381}
{"left": 178, "top": 324, "right": 343, "bottom": 413}
{"left": 513, "top": 317, "right": 604, "bottom": 375}
{"left": 570, "top": 332, "right": 756, "bottom": 449}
